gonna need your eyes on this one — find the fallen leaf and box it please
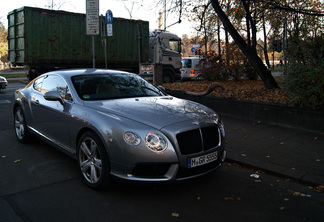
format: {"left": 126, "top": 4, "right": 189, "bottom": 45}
{"left": 14, "top": 159, "right": 22, "bottom": 163}
{"left": 254, "top": 180, "right": 262, "bottom": 183}
{"left": 314, "top": 137, "right": 318, "bottom": 140}
{"left": 293, "top": 192, "right": 301, "bottom": 196}
{"left": 172, "top": 213, "right": 180, "bottom": 217}
{"left": 266, "top": 156, "right": 270, "bottom": 159}
{"left": 315, "top": 185, "right": 324, "bottom": 193}
{"left": 241, "top": 154, "right": 246, "bottom": 157}
{"left": 197, "top": 196, "right": 201, "bottom": 200}
{"left": 280, "top": 142, "right": 284, "bottom": 145}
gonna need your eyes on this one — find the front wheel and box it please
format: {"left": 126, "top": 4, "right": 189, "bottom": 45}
{"left": 14, "top": 106, "right": 30, "bottom": 143}
{"left": 163, "top": 69, "right": 175, "bottom": 83}
{"left": 77, "top": 131, "right": 111, "bottom": 189}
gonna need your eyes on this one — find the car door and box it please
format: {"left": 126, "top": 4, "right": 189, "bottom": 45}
{"left": 30, "top": 74, "right": 73, "bottom": 151}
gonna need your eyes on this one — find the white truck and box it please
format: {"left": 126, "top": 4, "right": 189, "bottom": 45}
{"left": 140, "top": 30, "right": 182, "bottom": 83}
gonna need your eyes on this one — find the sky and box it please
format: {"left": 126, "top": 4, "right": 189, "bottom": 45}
{"left": 0, "top": 0, "right": 196, "bottom": 38}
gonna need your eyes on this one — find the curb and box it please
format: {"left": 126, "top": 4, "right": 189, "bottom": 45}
{"left": 225, "top": 157, "right": 323, "bottom": 187}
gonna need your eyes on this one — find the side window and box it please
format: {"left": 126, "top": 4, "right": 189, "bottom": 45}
{"left": 41, "top": 75, "right": 71, "bottom": 100}
{"left": 183, "top": 59, "right": 192, "bottom": 68}
{"left": 169, "top": 39, "right": 181, "bottom": 53}
{"left": 33, "top": 76, "right": 44, "bottom": 92}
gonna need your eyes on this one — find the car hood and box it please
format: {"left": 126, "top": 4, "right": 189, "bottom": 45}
{"left": 84, "top": 96, "right": 218, "bottom": 129}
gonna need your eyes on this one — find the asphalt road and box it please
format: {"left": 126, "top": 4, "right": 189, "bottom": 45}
{"left": 1, "top": 83, "right": 323, "bottom": 222}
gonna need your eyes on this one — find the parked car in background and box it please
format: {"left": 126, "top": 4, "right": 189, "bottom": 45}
{"left": 0, "top": 76, "right": 8, "bottom": 90}
{"left": 181, "top": 56, "right": 204, "bottom": 81}
{"left": 13, "top": 69, "right": 226, "bottom": 189}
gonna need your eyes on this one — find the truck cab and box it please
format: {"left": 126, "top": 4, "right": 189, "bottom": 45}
{"left": 141, "top": 30, "right": 182, "bottom": 83}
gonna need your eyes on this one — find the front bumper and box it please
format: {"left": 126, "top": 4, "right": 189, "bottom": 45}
{"left": 110, "top": 147, "right": 226, "bottom": 182}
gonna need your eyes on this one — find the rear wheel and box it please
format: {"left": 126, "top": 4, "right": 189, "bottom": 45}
{"left": 14, "top": 106, "right": 30, "bottom": 143}
{"left": 77, "top": 131, "right": 111, "bottom": 189}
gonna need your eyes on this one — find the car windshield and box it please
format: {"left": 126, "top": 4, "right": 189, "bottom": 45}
{"left": 72, "top": 73, "right": 165, "bottom": 100}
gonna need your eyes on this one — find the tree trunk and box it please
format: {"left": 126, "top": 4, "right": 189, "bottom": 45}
{"left": 262, "top": 14, "right": 271, "bottom": 68}
{"left": 211, "top": 0, "right": 279, "bottom": 89}
{"left": 217, "top": 20, "right": 221, "bottom": 56}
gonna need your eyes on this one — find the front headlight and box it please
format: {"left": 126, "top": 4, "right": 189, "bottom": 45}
{"left": 124, "top": 132, "right": 141, "bottom": 146}
{"left": 145, "top": 132, "right": 167, "bottom": 152}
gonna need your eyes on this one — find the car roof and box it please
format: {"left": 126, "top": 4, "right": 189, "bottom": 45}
{"left": 44, "top": 69, "right": 132, "bottom": 78}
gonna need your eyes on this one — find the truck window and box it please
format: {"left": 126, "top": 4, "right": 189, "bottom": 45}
{"left": 169, "top": 39, "right": 181, "bottom": 53}
{"left": 182, "top": 59, "right": 192, "bottom": 68}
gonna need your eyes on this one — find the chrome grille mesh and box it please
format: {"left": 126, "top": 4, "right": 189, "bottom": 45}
{"left": 176, "top": 127, "right": 220, "bottom": 155}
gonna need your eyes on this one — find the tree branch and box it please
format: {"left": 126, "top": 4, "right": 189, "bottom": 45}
{"left": 166, "top": 82, "right": 230, "bottom": 98}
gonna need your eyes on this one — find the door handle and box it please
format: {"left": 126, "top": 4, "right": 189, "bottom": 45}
{"left": 32, "top": 100, "right": 40, "bottom": 105}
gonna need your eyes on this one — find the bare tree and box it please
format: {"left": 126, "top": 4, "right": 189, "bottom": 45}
{"left": 44, "top": 0, "right": 68, "bottom": 10}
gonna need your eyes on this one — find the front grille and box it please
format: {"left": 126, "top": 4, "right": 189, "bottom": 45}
{"left": 176, "top": 126, "right": 220, "bottom": 155}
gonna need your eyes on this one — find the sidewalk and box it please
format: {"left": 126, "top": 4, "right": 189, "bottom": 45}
{"left": 223, "top": 116, "right": 324, "bottom": 186}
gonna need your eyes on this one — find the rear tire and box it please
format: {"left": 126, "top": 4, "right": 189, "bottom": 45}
{"left": 14, "top": 106, "right": 30, "bottom": 143}
{"left": 77, "top": 131, "right": 111, "bottom": 189}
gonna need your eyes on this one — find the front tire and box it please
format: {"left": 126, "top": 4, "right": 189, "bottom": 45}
{"left": 77, "top": 131, "right": 111, "bottom": 189}
{"left": 163, "top": 69, "right": 175, "bottom": 83}
{"left": 14, "top": 106, "right": 30, "bottom": 143}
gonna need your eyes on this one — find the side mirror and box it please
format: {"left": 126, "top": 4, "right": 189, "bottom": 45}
{"left": 44, "top": 91, "right": 64, "bottom": 105}
{"left": 157, "top": 85, "right": 165, "bottom": 92}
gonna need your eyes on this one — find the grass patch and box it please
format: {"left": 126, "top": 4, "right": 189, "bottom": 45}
{"left": 0, "top": 72, "right": 27, "bottom": 78}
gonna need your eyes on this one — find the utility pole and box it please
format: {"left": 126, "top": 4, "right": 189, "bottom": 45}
{"left": 164, "top": 0, "right": 166, "bottom": 30}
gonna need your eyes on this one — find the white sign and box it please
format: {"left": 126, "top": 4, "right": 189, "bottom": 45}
{"left": 107, "top": 24, "right": 113, "bottom": 36}
{"left": 86, "top": 0, "right": 99, "bottom": 35}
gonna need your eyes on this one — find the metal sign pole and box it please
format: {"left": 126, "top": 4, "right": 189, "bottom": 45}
{"left": 101, "top": 15, "right": 107, "bottom": 69}
{"left": 92, "top": 36, "right": 95, "bottom": 68}
{"left": 86, "top": 0, "right": 99, "bottom": 68}
{"left": 105, "top": 10, "right": 113, "bottom": 69}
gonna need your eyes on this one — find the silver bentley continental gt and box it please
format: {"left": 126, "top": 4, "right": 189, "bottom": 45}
{"left": 13, "top": 69, "right": 226, "bottom": 189}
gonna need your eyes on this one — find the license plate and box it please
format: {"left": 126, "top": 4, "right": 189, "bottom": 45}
{"left": 188, "top": 151, "right": 218, "bottom": 168}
